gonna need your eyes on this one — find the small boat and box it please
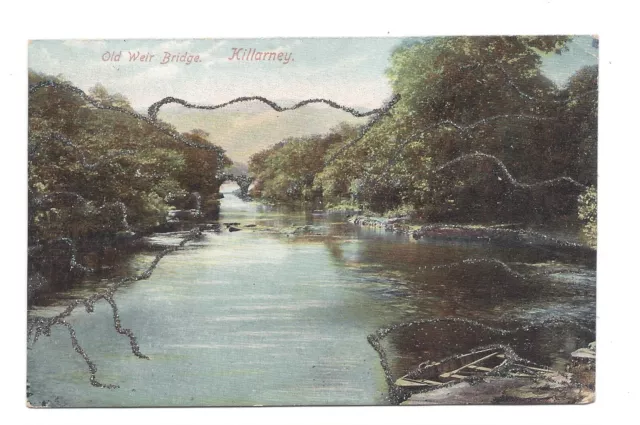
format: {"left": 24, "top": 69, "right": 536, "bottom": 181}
{"left": 395, "top": 347, "right": 508, "bottom": 388}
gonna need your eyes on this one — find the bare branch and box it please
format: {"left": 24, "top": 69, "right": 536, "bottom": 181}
{"left": 28, "top": 228, "right": 204, "bottom": 387}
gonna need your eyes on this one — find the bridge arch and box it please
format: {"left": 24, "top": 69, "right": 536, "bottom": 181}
{"left": 219, "top": 174, "right": 254, "bottom": 199}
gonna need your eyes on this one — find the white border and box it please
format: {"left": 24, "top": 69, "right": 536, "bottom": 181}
{"left": 3, "top": 1, "right": 638, "bottom": 424}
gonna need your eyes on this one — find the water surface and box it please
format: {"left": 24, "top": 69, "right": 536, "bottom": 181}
{"left": 27, "top": 184, "right": 596, "bottom": 407}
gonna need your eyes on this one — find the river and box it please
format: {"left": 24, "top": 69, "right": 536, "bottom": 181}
{"left": 27, "top": 184, "right": 596, "bottom": 407}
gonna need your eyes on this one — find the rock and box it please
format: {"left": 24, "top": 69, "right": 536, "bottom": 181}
{"left": 402, "top": 373, "right": 592, "bottom": 405}
{"left": 114, "top": 230, "right": 137, "bottom": 242}
{"left": 568, "top": 360, "right": 595, "bottom": 390}
{"left": 412, "top": 225, "right": 595, "bottom": 262}
{"left": 167, "top": 209, "right": 199, "bottom": 220}
{"left": 348, "top": 215, "right": 414, "bottom": 235}
{"left": 402, "top": 377, "right": 530, "bottom": 405}
{"left": 571, "top": 347, "right": 596, "bottom": 361}
{"left": 387, "top": 216, "right": 409, "bottom": 224}
{"left": 201, "top": 223, "right": 222, "bottom": 232}
{"left": 283, "top": 225, "right": 326, "bottom": 235}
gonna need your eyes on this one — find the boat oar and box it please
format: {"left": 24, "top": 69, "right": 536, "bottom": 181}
{"left": 439, "top": 351, "right": 499, "bottom": 380}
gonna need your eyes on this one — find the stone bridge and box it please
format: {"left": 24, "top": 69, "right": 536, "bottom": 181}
{"left": 219, "top": 174, "right": 254, "bottom": 199}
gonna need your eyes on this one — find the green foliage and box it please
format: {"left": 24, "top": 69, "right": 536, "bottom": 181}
{"left": 558, "top": 65, "right": 598, "bottom": 187}
{"left": 88, "top": 83, "right": 135, "bottom": 110}
{"left": 323, "top": 199, "right": 363, "bottom": 213}
{"left": 577, "top": 186, "right": 597, "bottom": 246}
{"left": 248, "top": 36, "right": 597, "bottom": 225}
{"left": 178, "top": 130, "right": 233, "bottom": 194}
{"left": 249, "top": 123, "right": 359, "bottom": 203}
{"left": 383, "top": 204, "right": 416, "bottom": 219}
{"left": 28, "top": 70, "right": 231, "bottom": 245}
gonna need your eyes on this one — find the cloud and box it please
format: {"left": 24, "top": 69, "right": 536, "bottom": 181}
{"left": 204, "top": 56, "right": 233, "bottom": 68}
{"left": 333, "top": 54, "right": 373, "bottom": 69}
{"left": 29, "top": 45, "right": 57, "bottom": 69}
{"left": 133, "top": 63, "right": 181, "bottom": 81}
{"left": 200, "top": 41, "right": 232, "bottom": 64}
{"left": 30, "top": 39, "right": 401, "bottom": 109}
{"left": 206, "top": 40, "right": 228, "bottom": 52}
{"left": 62, "top": 40, "right": 107, "bottom": 52}
{"left": 157, "top": 39, "right": 193, "bottom": 51}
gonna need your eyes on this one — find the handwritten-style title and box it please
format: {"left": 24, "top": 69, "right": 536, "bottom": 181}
{"left": 102, "top": 48, "right": 294, "bottom": 65}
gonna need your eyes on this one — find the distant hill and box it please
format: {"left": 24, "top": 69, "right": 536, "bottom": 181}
{"left": 157, "top": 102, "right": 368, "bottom": 162}
{"left": 226, "top": 162, "right": 249, "bottom": 176}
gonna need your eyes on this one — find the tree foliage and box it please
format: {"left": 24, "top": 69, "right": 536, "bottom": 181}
{"left": 28, "top": 70, "right": 231, "bottom": 246}
{"left": 249, "top": 36, "right": 597, "bottom": 225}
{"left": 577, "top": 186, "right": 597, "bottom": 246}
{"left": 249, "top": 123, "right": 359, "bottom": 203}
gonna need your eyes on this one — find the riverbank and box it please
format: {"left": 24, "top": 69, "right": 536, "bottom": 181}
{"left": 402, "top": 374, "right": 594, "bottom": 405}
{"left": 348, "top": 214, "right": 527, "bottom": 236}
{"left": 27, "top": 209, "right": 223, "bottom": 306}
{"left": 402, "top": 344, "right": 595, "bottom": 405}
{"left": 209, "top": 212, "right": 597, "bottom": 406}
{"left": 28, "top": 192, "right": 596, "bottom": 406}
{"left": 347, "top": 214, "right": 596, "bottom": 262}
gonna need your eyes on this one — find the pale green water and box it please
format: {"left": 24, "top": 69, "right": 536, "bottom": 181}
{"left": 27, "top": 184, "right": 596, "bottom": 407}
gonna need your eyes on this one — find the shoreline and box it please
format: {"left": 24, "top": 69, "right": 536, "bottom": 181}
{"left": 347, "top": 214, "right": 596, "bottom": 259}
{"left": 400, "top": 344, "right": 596, "bottom": 405}
{"left": 28, "top": 202, "right": 596, "bottom": 406}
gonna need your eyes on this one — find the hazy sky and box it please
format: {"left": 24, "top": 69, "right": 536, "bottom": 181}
{"left": 29, "top": 36, "right": 598, "bottom": 111}
{"left": 29, "top": 37, "right": 598, "bottom": 162}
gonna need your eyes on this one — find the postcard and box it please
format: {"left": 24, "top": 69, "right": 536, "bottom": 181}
{"left": 27, "top": 36, "right": 597, "bottom": 407}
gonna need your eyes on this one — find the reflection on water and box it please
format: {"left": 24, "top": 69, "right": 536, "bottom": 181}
{"left": 27, "top": 183, "right": 595, "bottom": 407}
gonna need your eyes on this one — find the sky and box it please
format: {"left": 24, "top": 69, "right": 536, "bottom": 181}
{"left": 29, "top": 37, "right": 598, "bottom": 109}
{"left": 28, "top": 36, "right": 599, "bottom": 161}
{"left": 29, "top": 38, "right": 405, "bottom": 110}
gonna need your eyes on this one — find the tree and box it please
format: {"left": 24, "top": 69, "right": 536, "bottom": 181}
{"left": 177, "top": 129, "right": 232, "bottom": 195}
{"left": 556, "top": 65, "right": 598, "bottom": 187}
{"left": 249, "top": 124, "right": 359, "bottom": 203}
{"left": 578, "top": 186, "right": 597, "bottom": 246}
{"left": 317, "top": 36, "right": 596, "bottom": 222}
{"left": 89, "top": 83, "right": 135, "bottom": 110}
{"left": 28, "top": 71, "right": 231, "bottom": 294}
{"left": 241, "top": 37, "right": 598, "bottom": 224}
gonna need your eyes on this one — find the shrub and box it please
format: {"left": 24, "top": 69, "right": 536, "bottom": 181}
{"left": 577, "top": 186, "right": 597, "bottom": 246}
